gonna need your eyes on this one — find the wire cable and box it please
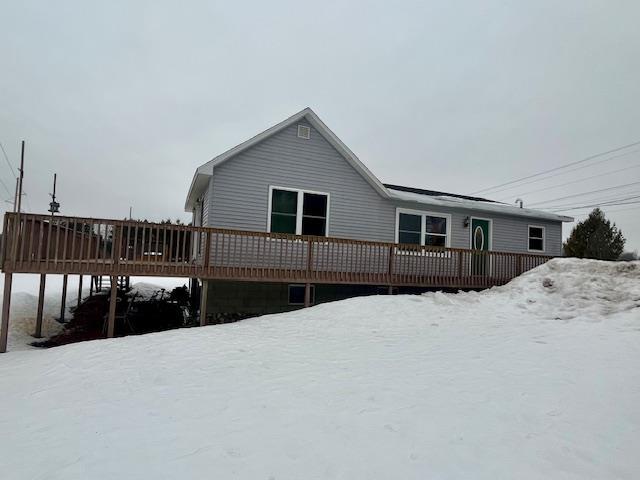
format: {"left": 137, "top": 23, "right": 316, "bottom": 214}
{"left": 0, "top": 142, "right": 17, "bottom": 178}
{"left": 527, "top": 180, "right": 640, "bottom": 207}
{"left": 470, "top": 140, "right": 640, "bottom": 195}
{"left": 496, "top": 163, "right": 640, "bottom": 201}
{"left": 546, "top": 195, "right": 640, "bottom": 212}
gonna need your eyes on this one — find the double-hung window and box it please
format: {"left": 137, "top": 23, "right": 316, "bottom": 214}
{"left": 528, "top": 226, "right": 545, "bottom": 252}
{"left": 269, "top": 187, "right": 329, "bottom": 236}
{"left": 396, "top": 210, "right": 451, "bottom": 248}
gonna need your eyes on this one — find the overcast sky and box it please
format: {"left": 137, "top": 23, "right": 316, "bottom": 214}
{"left": 1, "top": 0, "right": 639, "bottom": 251}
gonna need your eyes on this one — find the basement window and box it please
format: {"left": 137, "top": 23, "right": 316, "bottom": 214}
{"left": 528, "top": 226, "right": 545, "bottom": 252}
{"left": 269, "top": 187, "right": 329, "bottom": 236}
{"left": 288, "top": 284, "right": 314, "bottom": 305}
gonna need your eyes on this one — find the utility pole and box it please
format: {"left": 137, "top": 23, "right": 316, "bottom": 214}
{"left": 129, "top": 206, "right": 132, "bottom": 220}
{"left": 16, "top": 141, "right": 24, "bottom": 214}
{"left": 12, "top": 177, "right": 18, "bottom": 212}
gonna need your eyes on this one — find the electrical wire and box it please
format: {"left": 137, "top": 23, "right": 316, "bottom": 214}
{"left": 470, "top": 140, "right": 640, "bottom": 195}
{"left": 546, "top": 195, "right": 640, "bottom": 212}
{"left": 544, "top": 193, "right": 640, "bottom": 211}
{"left": 481, "top": 149, "right": 640, "bottom": 198}
{"left": 0, "top": 142, "right": 17, "bottom": 179}
{"left": 496, "top": 163, "right": 640, "bottom": 201}
{"left": 527, "top": 180, "right": 640, "bottom": 207}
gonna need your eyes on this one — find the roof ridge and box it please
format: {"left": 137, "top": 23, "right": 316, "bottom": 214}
{"left": 383, "top": 183, "right": 499, "bottom": 204}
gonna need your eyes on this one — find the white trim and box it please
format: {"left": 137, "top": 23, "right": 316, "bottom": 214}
{"left": 267, "top": 185, "right": 330, "bottom": 236}
{"left": 527, "top": 225, "right": 546, "bottom": 253}
{"left": 395, "top": 207, "right": 452, "bottom": 248}
{"left": 288, "top": 284, "right": 315, "bottom": 305}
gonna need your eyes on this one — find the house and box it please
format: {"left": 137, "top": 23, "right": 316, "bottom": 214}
{"left": 184, "top": 108, "right": 573, "bottom": 322}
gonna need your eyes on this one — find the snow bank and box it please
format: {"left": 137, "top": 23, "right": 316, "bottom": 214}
{"left": 0, "top": 259, "right": 638, "bottom": 479}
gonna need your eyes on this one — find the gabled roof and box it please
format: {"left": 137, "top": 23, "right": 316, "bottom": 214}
{"left": 185, "top": 107, "right": 389, "bottom": 210}
{"left": 184, "top": 108, "right": 573, "bottom": 223}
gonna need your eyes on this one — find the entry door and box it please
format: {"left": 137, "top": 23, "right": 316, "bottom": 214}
{"left": 471, "top": 218, "right": 490, "bottom": 275}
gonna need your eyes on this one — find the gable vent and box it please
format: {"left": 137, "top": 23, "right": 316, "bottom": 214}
{"left": 297, "top": 124, "right": 311, "bottom": 139}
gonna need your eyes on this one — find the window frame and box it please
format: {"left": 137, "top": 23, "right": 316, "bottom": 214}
{"left": 288, "top": 284, "right": 315, "bottom": 305}
{"left": 527, "top": 225, "right": 545, "bottom": 253}
{"left": 267, "top": 186, "right": 330, "bottom": 236}
{"left": 297, "top": 124, "right": 311, "bottom": 139}
{"left": 394, "top": 208, "right": 452, "bottom": 250}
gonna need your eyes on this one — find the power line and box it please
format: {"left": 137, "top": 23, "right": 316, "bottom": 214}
{"left": 0, "top": 142, "right": 17, "bottom": 178}
{"left": 470, "top": 140, "right": 640, "bottom": 195}
{"left": 0, "top": 175, "right": 13, "bottom": 198}
{"left": 567, "top": 204, "right": 640, "bottom": 217}
{"left": 527, "top": 180, "right": 640, "bottom": 207}
{"left": 547, "top": 194, "right": 640, "bottom": 212}
{"left": 481, "top": 148, "right": 640, "bottom": 198}
{"left": 543, "top": 191, "right": 640, "bottom": 210}
{"left": 497, "top": 163, "right": 640, "bottom": 201}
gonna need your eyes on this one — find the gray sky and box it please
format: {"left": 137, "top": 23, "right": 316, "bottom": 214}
{"left": 1, "top": 0, "right": 639, "bottom": 251}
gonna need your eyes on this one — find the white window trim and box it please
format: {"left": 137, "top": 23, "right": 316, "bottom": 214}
{"left": 267, "top": 185, "right": 330, "bottom": 236}
{"left": 288, "top": 284, "right": 315, "bottom": 305}
{"left": 395, "top": 207, "right": 452, "bottom": 248}
{"left": 527, "top": 225, "right": 546, "bottom": 253}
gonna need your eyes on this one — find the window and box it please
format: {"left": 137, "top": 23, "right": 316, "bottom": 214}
{"left": 528, "top": 226, "right": 545, "bottom": 252}
{"left": 297, "top": 124, "right": 311, "bottom": 139}
{"left": 302, "top": 193, "right": 327, "bottom": 236}
{"left": 425, "top": 216, "right": 447, "bottom": 247}
{"left": 396, "top": 209, "right": 450, "bottom": 248}
{"left": 269, "top": 187, "right": 329, "bottom": 236}
{"left": 289, "top": 284, "right": 314, "bottom": 305}
{"left": 398, "top": 213, "right": 421, "bottom": 245}
{"left": 270, "top": 189, "right": 298, "bottom": 234}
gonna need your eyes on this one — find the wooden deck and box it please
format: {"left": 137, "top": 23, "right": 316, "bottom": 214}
{"left": 0, "top": 212, "right": 553, "bottom": 352}
{"left": 1, "top": 212, "right": 552, "bottom": 288}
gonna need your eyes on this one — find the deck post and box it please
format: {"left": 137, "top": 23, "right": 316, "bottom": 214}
{"left": 34, "top": 274, "right": 46, "bottom": 338}
{"left": 304, "top": 283, "right": 311, "bottom": 307}
{"left": 77, "top": 275, "right": 83, "bottom": 309}
{"left": 0, "top": 272, "right": 13, "bottom": 353}
{"left": 89, "top": 276, "right": 94, "bottom": 297}
{"left": 106, "top": 276, "right": 117, "bottom": 338}
{"left": 387, "top": 244, "right": 395, "bottom": 295}
{"left": 199, "top": 279, "right": 209, "bottom": 326}
{"left": 59, "top": 273, "right": 68, "bottom": 322}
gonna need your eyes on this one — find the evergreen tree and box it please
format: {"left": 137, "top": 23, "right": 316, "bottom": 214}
{"left": 563, "top": 208, "right": 625, "bottom": 260}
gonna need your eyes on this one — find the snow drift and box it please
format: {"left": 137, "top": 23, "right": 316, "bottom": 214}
{"left": 0, "top": 258, "right": 638, "bottom": 479}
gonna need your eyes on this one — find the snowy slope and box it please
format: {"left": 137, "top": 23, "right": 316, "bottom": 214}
{"left": 0, "top": 259, "right": 638, "bottom": 479}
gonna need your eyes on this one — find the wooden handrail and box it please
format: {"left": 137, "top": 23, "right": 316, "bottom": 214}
{"left": 0, "top": 212, "right": 554, "bottom": 288}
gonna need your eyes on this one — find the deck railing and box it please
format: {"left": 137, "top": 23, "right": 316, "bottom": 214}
{"left": 0, "top": 213, "right": 552, "bottom": 288}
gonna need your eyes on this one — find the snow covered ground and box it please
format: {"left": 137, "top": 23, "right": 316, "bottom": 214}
{"left": 0, "top": 259, "right": 638, "bottom": 479}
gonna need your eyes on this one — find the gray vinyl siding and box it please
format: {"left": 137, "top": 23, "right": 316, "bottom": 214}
{"left": 395, "top": 202, "right": 562, "bottom": 256}
{"left": 207, "top": 120, "right": 395, "bottom": 242}
{"left": 393, "top": 199, "right": 563, "bottom": 256}
{"left": 203, "top": 120, "right": 563, "bottom": 257}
